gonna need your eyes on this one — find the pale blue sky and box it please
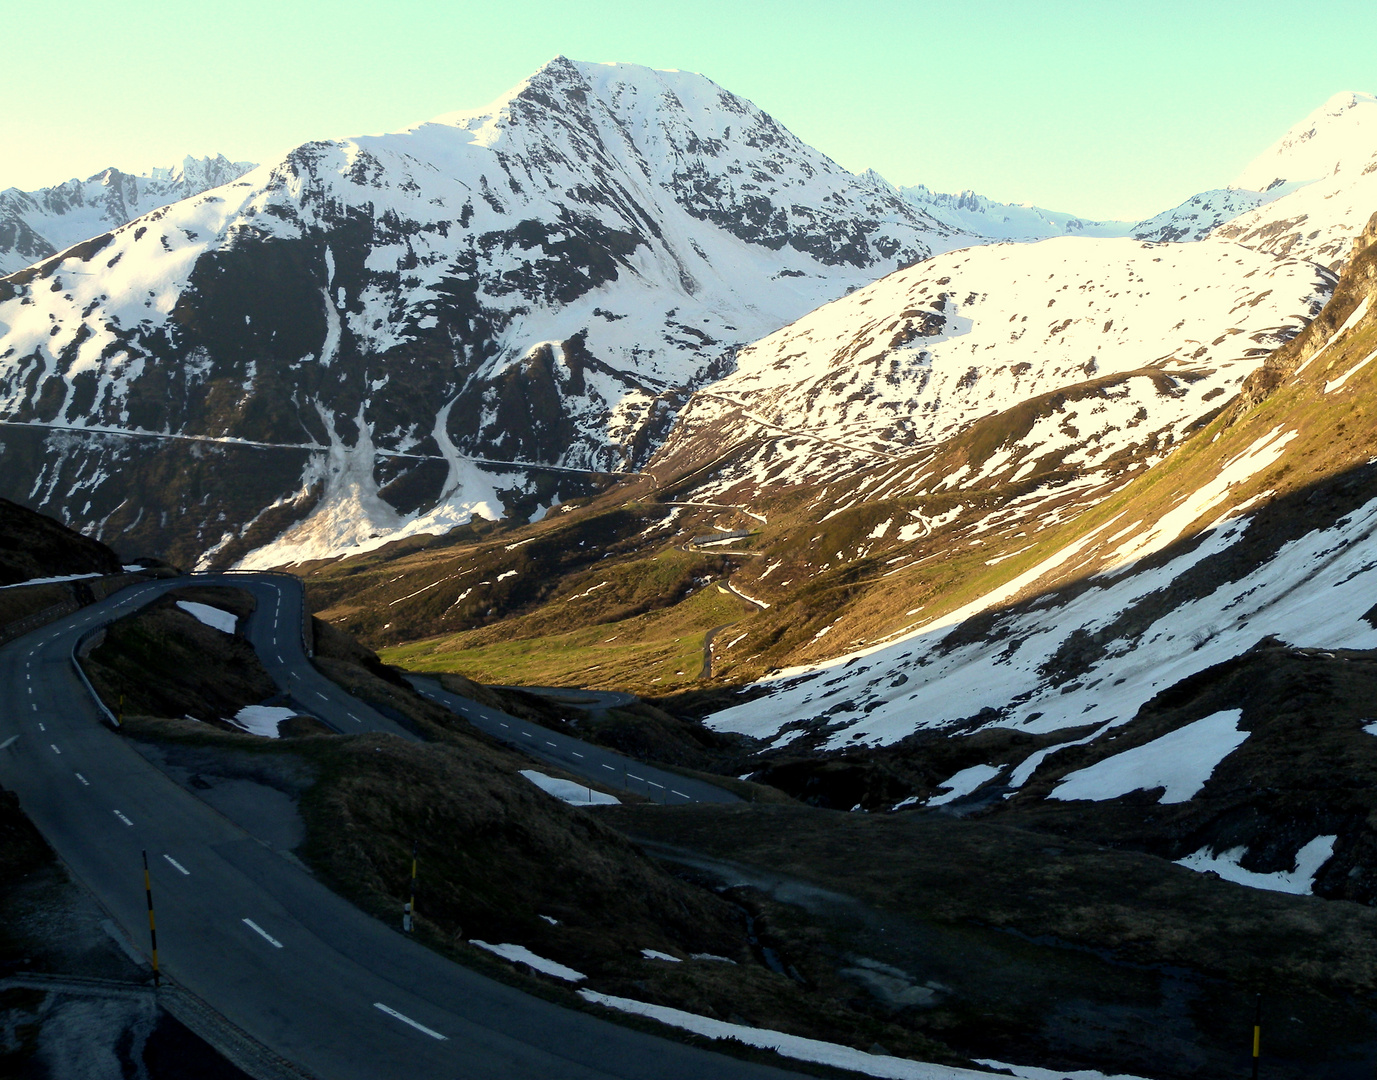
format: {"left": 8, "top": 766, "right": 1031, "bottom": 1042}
{"left": 3, "top": 0, "right": 1374, "bottom": 219}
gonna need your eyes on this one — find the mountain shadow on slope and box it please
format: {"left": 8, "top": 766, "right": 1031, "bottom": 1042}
{"left": 0, "top": 495, "right": 121, "bottom": 586}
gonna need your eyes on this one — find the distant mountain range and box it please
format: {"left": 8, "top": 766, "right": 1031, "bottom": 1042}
{"left": 0, "top": 154, "right": 257, "bottom": 275}
{"left": 0, "top": 60, "right": 1373, "bottom": 574}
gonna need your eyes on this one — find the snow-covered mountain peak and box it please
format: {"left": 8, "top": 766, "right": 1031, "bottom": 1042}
{"left": 1214, "top": 90, "right": 1377, "bottom": 269}
{"left": 1231, "top": 89, "right": 1377, "bottom": 192}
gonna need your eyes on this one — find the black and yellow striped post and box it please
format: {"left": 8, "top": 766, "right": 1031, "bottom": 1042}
{"left": 1251, "top": 992, "right": 1261, "bottom": 1080}
{"left": 142, "top": 850, "right": 160, "bottom": 987}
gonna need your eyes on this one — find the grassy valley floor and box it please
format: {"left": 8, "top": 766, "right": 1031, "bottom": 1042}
{"left": 380, "top": 577, "right": 757, "bottom": 693}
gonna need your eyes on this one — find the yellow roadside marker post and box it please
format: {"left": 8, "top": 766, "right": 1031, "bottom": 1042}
{"left": 1251, "top": 993, "right": 1261, "bottom": 1080}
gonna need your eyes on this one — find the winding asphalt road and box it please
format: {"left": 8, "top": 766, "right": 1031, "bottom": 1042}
{"left": 408, "top": 678, "right": 739, "bottom": 805}
{"left": 0, "top": 573, "right": 795, "bottom": 1080}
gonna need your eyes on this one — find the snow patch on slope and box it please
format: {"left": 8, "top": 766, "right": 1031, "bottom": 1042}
{"left": 1175, "top": 835, "right": 1336, "bottom": 895}
{"left": 1050, "top": 710, "right": 1247, "bottom": 804}
{"left": 175, "top": 601, "right": 236, "bottom": 634}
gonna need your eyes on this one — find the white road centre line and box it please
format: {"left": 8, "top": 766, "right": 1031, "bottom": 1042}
{"left": 163, "top": 855, "right": 191, "bottom": 876}
{"left": 30, "top": 704, "right": 36, "bottom": 712}
{"left": 348, "top": 713, "right": 362, "bottom": 724}
{"left": 38, "top": 723, "right": 45, "bottom": 731}
{"left": 242, "top": 918, "right": 283, "bottom": 948}
{"left": 314, "top": 692, "right": 328, "bottom": 701}
{"left": 671, "top": 790, "right": 690, "bottom": 799}
{"left": 49, "top": 744, "right": 61, "bottom": 755}
{"left": 521, "top": 732, "right": 533, "bottom": 739}
{"left": 499, "top": 722, "right": 509, "bottom": 728}
{"left": 646, "top": 780, "right": 664, "bottom": 789}
{"left": 571, "top": 752, "right": 585, "bottom": 758}
{"left": 113, "top": 810, "right": 133, "bottom": 826}
{"left": 601, "top": 764, "right": 615, "bottom": 771}
{"left": 545, "top": 741, "right": 557, "bottom": 747}
{"left": 75, "top": 773, "right": 89, "bottom": 787}
{"left": 628, "top": 774, "right": 645, "bottom": 783}
{"left": 373, "top": 1003, "right": 447, "bottom": 1040}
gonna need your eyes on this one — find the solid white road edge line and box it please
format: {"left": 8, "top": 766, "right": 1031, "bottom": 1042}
{"left": 242, "top": 918, "right": 283, "bottom": 948}
{"left": 163, "top": 854, "right": 191, "bottom": 875}
{"left": 373, "top": 1003, "right": 447, "bottom": 1040}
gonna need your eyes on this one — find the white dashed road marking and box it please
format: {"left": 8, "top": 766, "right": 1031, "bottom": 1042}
{"left": 50, "top": 744, "right": 61, "bottom": 755}
{"left": 75, "top": 773, "right": 89, "bottom": 787}
{"left": 163, "top": 855, "right": 191, "bottom": 875}
{"left": 113, "top": 811, "right": 133, "bottom": 826}
{"left": 373, "top": 1003, "right": 447, "bottom": 1040}
{"left": 243, "top": 919, "right": 283, "bottom": 948}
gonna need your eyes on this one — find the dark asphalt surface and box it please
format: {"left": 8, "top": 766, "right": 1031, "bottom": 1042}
{"left": 0, "top": 573, "right": 798, "bottom": 1080}
{"left": 408, "top": 677, "right": 741, "bottom": 805}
